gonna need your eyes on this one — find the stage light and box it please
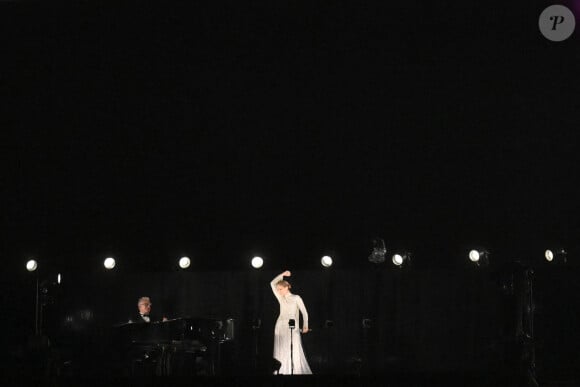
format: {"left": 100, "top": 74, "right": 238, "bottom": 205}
{"left": 321, "top": 255, "right": 333, "bottom": 268}
{"left": 362, "top": 318, "right": 372, "bottom": 329}
{"left": 26, "top": 259, "right": 38, "bottom": 272}
{"left": 545, "top": 248, "right": 567, "bottom": 264}
{"left": 57, "top": 273, "right": 61, "bottom": 284}
{"left": 468, "top": 250, "right": 480, "bottom": 262}
{"left": 392, "top": 252, "right": 412, "bottom": 267}
{"left": 368, "top": 238, "right": 387, "bottom": 264}
{"left": 251, "top": 256, "right": 264, "bottom": 269}
{"left": 103, "top": 257, "right": 116, "bottom": 270}
{"left": 468, "top": 249, "right": 489, "bottom": 266}
{"left": 178, "top": 256, "right": 191, "bottom": 269}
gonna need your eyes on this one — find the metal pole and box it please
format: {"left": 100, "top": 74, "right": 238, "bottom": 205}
{"left": 35, "top": 274, "right": 39, "bottom": 336}
{"left": 290, "top": 326, "right": 294, "bottom": 375}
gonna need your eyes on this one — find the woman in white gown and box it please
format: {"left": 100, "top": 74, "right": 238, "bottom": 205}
{"left": 270, "top": 270, "right": 312, "bottom": 375}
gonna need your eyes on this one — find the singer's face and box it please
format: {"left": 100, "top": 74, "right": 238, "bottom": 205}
{"left": 276, "top": 285, "right": 290, "bottom": 296}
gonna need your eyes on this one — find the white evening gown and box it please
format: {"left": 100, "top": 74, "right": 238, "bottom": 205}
{"left": 270, "top": 274, "right": 312, "bottom": 375}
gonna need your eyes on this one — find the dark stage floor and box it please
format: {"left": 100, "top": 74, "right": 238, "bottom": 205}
{"left": 5, "top": 372, "right": 564, "bottom": 387}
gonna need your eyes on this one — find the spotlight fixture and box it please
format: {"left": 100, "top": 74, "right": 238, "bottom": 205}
{"left": 103, "top": 257, "right": 116, "bottom": 270}
{"left": 321, "top": 255, "right": 333, "bottom": 268}
{"left": 57, "top": 273, "right": 62, "bottom": 284}
{"left": 178, "top": 256, "right": 191, "bottom": 269}
{"left": 468, "top": 249, "right": 489, "bottom": 266}
{"left": 392, "top": 251, "right": 412, "bottom": 267}
{"left": 368, "top": 238, "right": 387, "bottom": 264}
{"left": 544, "top": 248, "right": 567, "bottom": 264}
{"left": 26, "top": 259, "right": 38, "bottom": 272}
{"left": 251, "top": 256, "right": 264, "bottom": 269}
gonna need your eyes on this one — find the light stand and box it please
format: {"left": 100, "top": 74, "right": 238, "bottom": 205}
{"left": 251, "top": 318, "right": 261, "bottom": 372}
{"left": 520, "top": 267, "right": 538, "bottom": 387}
{"left": 289, "top": 318, "right": 295, "bottom": 375}
{"left": 37, "top": 279, "right": 55, "bottom": 337}
{"left": 27, "top": 269, "right": 53, "bottom": 378}
{"left": 34, "top": 273, "right": 40, "bottom": 335}
{"left": 499, "top": 261, "right": 538, "bottom": 387}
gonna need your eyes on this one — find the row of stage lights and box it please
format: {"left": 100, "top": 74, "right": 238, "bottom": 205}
{"left": 466, "top": 248, "right": 567, "bottom": 266}
{"left": 23, "top": 247, "right": 568, "bottom": 274}
{"left": 24, "top": 255, "right": 333, "bottom": 273}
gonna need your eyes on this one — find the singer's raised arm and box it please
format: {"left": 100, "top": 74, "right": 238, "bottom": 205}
{"left": 270, "top": 272, "right": 285, "bottom": 303}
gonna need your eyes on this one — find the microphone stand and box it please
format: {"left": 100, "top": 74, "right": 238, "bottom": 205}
{"left": 289, "top": 319, "right": 295, "bottom": 375}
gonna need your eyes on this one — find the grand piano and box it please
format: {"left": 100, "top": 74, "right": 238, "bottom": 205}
{"left": 114, "top": 317, "right": 235, "bottom": 376}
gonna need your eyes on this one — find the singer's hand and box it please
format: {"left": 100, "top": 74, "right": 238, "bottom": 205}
{"left": 301, "top": 327, "right": 309, "bottom": 334}
{"left": 283, "top": 270, "right": 291, "bottom": 277}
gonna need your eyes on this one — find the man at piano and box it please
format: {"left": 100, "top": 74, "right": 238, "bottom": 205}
{"left": 133, "top": 296, "right": 167, "bottom": 323}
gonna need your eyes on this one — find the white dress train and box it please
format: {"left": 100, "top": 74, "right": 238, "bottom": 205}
{"left": 270, "top": 274, "right": 312, "bottom": 375}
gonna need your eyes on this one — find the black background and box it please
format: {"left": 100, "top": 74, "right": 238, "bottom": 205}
{"left": 2, "top": 0, "right": 580, "bottom": 382}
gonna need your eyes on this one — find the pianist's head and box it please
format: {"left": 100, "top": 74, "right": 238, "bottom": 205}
{"left": 137, "top": 297, "right": 152, "bottom": 316}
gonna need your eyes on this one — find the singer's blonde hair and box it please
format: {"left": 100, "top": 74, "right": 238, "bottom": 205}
{"left": 276, "top": 280, "right": 291, "bottom": 289}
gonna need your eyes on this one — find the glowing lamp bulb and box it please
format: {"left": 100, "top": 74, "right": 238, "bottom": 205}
{"left": 26, "top": 259, "right": 38, "bottom": 272}
{"left": 321, "top": 256, "right": 333, "bottom": 267}
{"left": 392, "top": 254, "right": 404, "bottom": 266}
{"left": 104, "top": 257, "right": 116, "bottom": 270}
{"left": 469, "top": 250, "right": 480, "bottom": 262}
{"left": 251, "top": 256, "right": 264, "bottom": 269}
{"left": 179, "top": 256, "right": 191, "bottom": 269}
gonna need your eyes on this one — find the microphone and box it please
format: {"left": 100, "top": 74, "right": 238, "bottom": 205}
{"left": 289, "top": 319, "right": 296, "bottom": 329}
